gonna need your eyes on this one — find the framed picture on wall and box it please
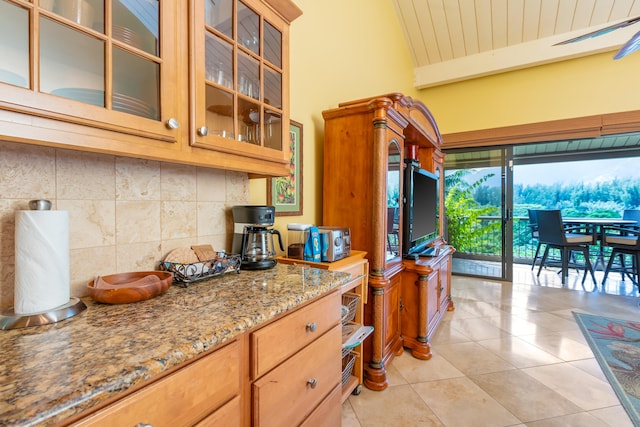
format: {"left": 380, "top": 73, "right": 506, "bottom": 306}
{"left": 268, "top": 120, "right": 303, "bottom": 216}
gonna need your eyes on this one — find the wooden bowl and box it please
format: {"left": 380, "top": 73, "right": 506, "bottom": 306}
{"left": 87, "top": 271, "right": 173, "bottom": 304}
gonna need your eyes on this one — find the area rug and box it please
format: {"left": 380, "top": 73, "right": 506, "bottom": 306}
{"left": 573, "top": 312, "right": 640, "bottom": 426}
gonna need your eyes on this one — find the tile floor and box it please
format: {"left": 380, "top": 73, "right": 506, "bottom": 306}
{"left": 342, "top": 264, "right": 640, "bottom": 426}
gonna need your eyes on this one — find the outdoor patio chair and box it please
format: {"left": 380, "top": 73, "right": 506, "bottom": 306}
{"left": 528, "top": 209, "right": 543, "bottom": 270}
{"left": 601, "top": 209, "right": 640, "bottom": 238}
{"left": 536, "top": 209, "right": 597, "bottom": 285}
{"left": 623, "top": 209, "right": 640, "bottom": 228}
{"left": 602, "top": 226, "right": 640, "bottom": 289}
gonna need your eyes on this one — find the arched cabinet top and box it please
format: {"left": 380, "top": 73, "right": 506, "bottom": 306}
{"left": 324, "top": 93, "right": 443, "bottom": 151}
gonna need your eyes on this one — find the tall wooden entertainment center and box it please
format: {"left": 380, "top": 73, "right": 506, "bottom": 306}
{"left": 322, "top": 93, "right": 455, "bottom": 391}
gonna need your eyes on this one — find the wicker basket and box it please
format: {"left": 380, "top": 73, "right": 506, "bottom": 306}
{"left": 341, "top": 350, "right": 356, "bottom": 385}
{"left": 341, "top": 293, "right": 359, "bottom": 325}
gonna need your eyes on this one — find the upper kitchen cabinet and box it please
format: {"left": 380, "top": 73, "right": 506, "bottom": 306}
{"left": 190, "top": 0, "right": 298, "bottom": 169}
{"left": 0, "top": 0, "right": 180, "bottom": 147}
{"left": 0, "top": 0, "right": 301, "bottom": 177}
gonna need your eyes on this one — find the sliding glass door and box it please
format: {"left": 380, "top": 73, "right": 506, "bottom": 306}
{"left": 443, "top": 132, "right": 640, "bottom": 282}
{"left": 444, "top": 148, "right": 513, "bottom": 281}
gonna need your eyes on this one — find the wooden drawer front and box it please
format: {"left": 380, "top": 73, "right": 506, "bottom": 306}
{"left": 251, "top": 291, "right": 340, "bottom": 379}
{"left": 253, "top": 325, "right": 341, "bottom": 427}
{"left": 300, "top": 385, "right": 342, "bottom": 427}
{"left": 195, "top": 395, "right": 241, "bottom": 427}
{"left": 75, "top": 340, "right": 241, "bottom": 427}
{"left": 339, "top": 260, "right": 367, "bottom": 279}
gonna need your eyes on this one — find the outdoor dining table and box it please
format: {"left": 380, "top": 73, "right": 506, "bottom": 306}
{"left": 562, "top": 217, "right": 638, "bottom": 270}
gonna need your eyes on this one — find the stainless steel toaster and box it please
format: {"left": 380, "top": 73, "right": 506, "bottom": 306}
{"left": 318, "top": 227, "right": 351, "bottom": 262}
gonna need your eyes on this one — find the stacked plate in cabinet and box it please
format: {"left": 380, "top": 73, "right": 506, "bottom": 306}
{"left": 113, "top": 25, "right": 143, "bottom": 50}
{"left": 0, "top": 69, "right": 27, "bottom": 87}
{"left": 50, "top": 88, "right": 156, "bottom": 119}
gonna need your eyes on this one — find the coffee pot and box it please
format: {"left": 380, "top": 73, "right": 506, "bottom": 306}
{"left": 239, "top": 225, "right": 284, "bottom": 270}
{"left": 232, "top": 205, "right": 284, "bottom": 270}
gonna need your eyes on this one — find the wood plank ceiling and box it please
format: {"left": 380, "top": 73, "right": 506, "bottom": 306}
{"left": 392, "top": 0, "right": 640, "bottom": 88}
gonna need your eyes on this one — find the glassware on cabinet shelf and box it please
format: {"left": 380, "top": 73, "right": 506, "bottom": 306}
{"left": 205, "top": 34, "right": 233, "bottom": 89}
{"left": 0, "top": 1, "right": 29, "bottom": 88}
{"left": 238, "top": 52, "right": 259, "bottom": 100}
{"left": 198, "top": 0, "right": 288, "bottom": 155}
{"left": 49, "top": 0, "right": 104, "bottom": 31}
{"left": 238, "top": 1, "right": 259, "bottom": 55}
{"left": 206, "top": 0, "right": 232, "bottom": 38}
{"left": 205, "top": 85, "right": 234, "bottom": 140}
{"left": 264, "top": 110, "right": 282, "bottom": 150}
{"left": 239, "top": 99, "right": 260, "bottom": 145}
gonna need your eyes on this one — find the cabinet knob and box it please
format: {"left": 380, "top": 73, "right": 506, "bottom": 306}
{"left": 306, "top": 322, "right": 317, "bottom": 332}
{"left": 197, "top": 126, "right": 209, "bottom": 136}
{"left": 306, "top": 378, "right": 318, "bottom": 389}
{"left": 165, "top": 118, "right": 179, "bottom": 129}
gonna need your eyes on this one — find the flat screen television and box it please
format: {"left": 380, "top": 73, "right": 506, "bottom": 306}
{"left": 403, "top": 161, "right": 439, "bottom": 257}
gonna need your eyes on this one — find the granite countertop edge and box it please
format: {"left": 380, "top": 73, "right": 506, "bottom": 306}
{"left": 0, "top": 264, "right": 349, "bottom": 426}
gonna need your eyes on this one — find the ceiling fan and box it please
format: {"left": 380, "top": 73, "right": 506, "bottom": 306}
{"left": 554, "top": 16, "right": 640, "bottom": 60}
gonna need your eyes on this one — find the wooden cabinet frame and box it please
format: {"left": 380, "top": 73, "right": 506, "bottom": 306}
{"left": 0, "top": 0, "right": 302, "bottom": 177}
{"left": 322, "top": 93, "right": 455, "bottom": 391}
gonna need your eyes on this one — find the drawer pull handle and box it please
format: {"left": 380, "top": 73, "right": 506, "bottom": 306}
{"left": 307, "top": 378, "right": 318, "bottom": 389}
{"left": 135, "top": 424, "right": 153, "bottom": 427}
{"left": 306, "top": 322, "right": 317, "bottom": 332}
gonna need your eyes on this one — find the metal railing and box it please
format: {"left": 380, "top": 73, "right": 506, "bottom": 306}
{"left": 447, "top": 215, "right": 543, "bottom": 263}
{"left": 449, "top": 215, "right": 608, "bottom": 264}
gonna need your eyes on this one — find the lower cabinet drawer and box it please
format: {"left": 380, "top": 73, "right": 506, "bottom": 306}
{"left": 252, "top": 325, "right": 341, "bottom": 427}
{"left": 195, "top": 395, "right": 242, "bottom": 427}
{"left": 300, "top": 385, "right": 342, "bottom": 427}
{"left": 74, "top": 340, "right": 241, "bottom": 427}
{"left": 251, "top": 291, "right": 341, "bottom": 379}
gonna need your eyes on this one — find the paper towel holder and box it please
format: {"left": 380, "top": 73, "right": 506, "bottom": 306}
{"left": 1, "top": 199, "right": 87, "bottom": 330}
{"left": 28, "top": 199, "right": 52, "bottom": 210}
{"left": 0, "top": 298, "right": 86, "bottom": 330}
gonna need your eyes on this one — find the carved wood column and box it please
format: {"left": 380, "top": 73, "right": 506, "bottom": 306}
{"left": 363, "top": 274, "right": 388, "bottom": 391}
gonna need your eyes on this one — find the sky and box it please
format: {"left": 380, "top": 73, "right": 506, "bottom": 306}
{"left": 514, "top": 157, "right": 640, "bottom": 186}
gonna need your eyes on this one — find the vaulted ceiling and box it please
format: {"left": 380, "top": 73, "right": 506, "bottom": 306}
{"left": 392, "top": 0, "right": 640, "bottom": 88}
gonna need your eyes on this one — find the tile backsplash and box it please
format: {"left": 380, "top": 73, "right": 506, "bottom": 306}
{"left": 0, "top": 140, "right": 249, "bottom": 309}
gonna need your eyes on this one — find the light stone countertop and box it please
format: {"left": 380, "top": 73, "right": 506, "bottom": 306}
{"left": 0, "top": 264, "right": 349, "bottom": 426}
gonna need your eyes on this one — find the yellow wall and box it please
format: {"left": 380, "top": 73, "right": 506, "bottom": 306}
{"left": 421, "top": 51, "right": 640, "bottom": 133}
{"left": 250, "top": 0, "right": 418, "bottom": 234}
{"left": 251, "top": 0, "right": 640, "bottom": 233}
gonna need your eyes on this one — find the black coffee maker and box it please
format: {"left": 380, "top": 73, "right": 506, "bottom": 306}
{"left": 232, "top": 205, "right": 284, "bottom": 270}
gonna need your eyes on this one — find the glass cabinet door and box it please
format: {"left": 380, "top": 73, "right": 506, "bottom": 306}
{"left": 386, "top": 140, "right": 402, "bottom": 262}
{"left": 0, "top": 0, "right": 177, "bottom": 142}
{"left": 193, "top": 0, "right": 287, "bottom": 162}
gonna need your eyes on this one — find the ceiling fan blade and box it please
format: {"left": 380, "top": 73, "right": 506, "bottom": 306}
{"left": 614, "top": 29, "right": 640, "bottom": 59}
{"left": 554, "top": 16, "right": 640, "bottom": 46}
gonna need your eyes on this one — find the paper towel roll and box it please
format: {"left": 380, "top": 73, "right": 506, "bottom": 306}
{"left": 14, "top": 210, "right": 70, "bottom": 315}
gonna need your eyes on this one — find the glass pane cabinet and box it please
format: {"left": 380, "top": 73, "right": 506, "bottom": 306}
{"left": 0, "top": 0, "right": 300, "bottom": 176}
{"left": 0, "top": 0, "right": 176, "bottom": 141}
{"left": 193, "top": 0, "right": 289, "bottom": 163}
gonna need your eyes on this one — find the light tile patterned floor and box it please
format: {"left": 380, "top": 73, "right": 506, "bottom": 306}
{"left": 342, "top": 265, "right": 639, "bottom": 426}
